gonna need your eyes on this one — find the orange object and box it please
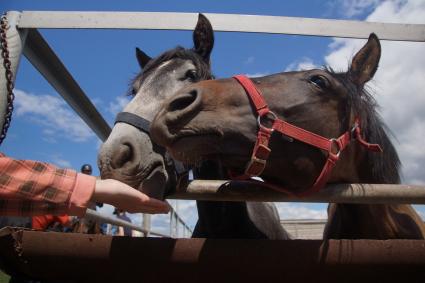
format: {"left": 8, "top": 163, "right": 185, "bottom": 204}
{"left": 32, "top": 214, "right": 70, "bottom": 230}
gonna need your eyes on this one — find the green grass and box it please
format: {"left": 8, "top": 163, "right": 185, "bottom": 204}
{"left": 0, "top": 270, "right": 10, "bottom": 283}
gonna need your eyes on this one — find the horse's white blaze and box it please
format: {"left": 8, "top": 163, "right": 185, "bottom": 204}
{"left": 124, "top": 60, "right": 196, "bottom": 122}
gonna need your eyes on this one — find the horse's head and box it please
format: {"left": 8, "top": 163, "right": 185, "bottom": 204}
{"left": 152, "top": 34, "right": 400, "bottom": 194}
{"left": 98, "top": 14, "right": 214, "bottom": 199}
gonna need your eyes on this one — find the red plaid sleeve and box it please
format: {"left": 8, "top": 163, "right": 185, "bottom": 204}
{"left": 0, "top": 153, "right": 96, "bottom": 216}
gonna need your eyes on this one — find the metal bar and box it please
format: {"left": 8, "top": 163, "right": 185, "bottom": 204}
{"left": 0, "top": 12, "right": 27, "bottom": 137}
{"left": 85, "top": 209, "right": 168, "bottom": 237}
{"left": 167, "top": 180, "right": 425, "bottom": 204}
{"left": 169, "top": 208, "right": 175, "bottom": 238}
{"left": 22, "top": 28, "right": 111, "bottom": 141}
{"left": 168, "top": 203, "right": 193, "bottom": 234}
{"left": 1, "top": 229, "right": 425, "bottom": 282}
{"left": 142, "top": 214, "right": 151, "bottom": 237}
{"left": 17, "top": 11, "right": 425, "bottom": 41}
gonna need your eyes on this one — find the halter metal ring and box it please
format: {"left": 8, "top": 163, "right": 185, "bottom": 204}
{"left": 257, "top": 111, "right": 277, "bottom": 132}
{"left": 329, "top": 138, "right": 342, "bottom": 157}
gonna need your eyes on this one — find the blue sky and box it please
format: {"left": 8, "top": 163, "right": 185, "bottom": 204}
{"left": 1, "top": 0, "right": 424, "bottom": 234}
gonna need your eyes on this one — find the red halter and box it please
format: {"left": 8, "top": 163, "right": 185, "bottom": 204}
{"left": 231, "top": 75, "right": 383, "bottom": 196}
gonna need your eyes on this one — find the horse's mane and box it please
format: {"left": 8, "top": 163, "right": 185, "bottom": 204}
{"left": 326, "top": 67, "right": 401, "bottom": 184}
{"left": 129, "top": 46, "right": 214, "bottom": 95}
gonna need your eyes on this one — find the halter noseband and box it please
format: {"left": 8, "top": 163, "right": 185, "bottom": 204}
{"left": 231, "top": 75, "right": 383, "bottom": 196}
{"left": 115, "top": 112, "right": 189, "bottom": 189}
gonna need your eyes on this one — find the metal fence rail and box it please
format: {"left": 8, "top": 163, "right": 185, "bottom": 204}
{"left": 85, "top": 206, "right": 192, "bottom": 238}
{"left": 168, "top": 180, "right": 425, "bottom": 204}
{"left": 85, "top": 209, "right": 168, "bottom": 237}
{"left": 17, "top": 11, "right": 425, "bottom": 41}
{"left": 169, "top": 203, "right": 193, "bottom": 237}
{"left": 2, "top": 229, "right": 425, "bottom": 282}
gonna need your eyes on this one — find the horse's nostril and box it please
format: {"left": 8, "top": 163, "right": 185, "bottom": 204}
{"left": 168, "top": 90, "right": 198, "bottom": 112}
{"left": 110, "top": 143, "right": 133, "bottom": 169}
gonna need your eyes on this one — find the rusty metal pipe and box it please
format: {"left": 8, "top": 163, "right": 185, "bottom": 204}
{"left": 0, "top": 228, "right": 424, "bottom": 282}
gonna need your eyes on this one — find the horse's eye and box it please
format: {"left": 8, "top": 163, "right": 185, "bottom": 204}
{"left": 185, "top": 69, "right": 198, "bottom": 81}
{"left": 309, "top": 75, "right": 329, "bottom": 89}
{"left": 130, "top": 79, "right": 141, "bottom": 96}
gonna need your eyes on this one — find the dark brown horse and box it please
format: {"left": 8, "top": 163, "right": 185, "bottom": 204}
{"left": 151, "top": 34, "right": 425, "bottom": 239}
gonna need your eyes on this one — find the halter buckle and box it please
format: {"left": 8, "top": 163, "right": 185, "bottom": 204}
{"left": 329, "top": 138, "right": 342, "bottom": 158}
{"left": 244, "top": 156, "right": 267, "bottom": 177}
{"left": 257, "top": 111, "right": 277, "bottom": 132}
{"left": 350, "top": 122, "right": 359, "bottom": 140}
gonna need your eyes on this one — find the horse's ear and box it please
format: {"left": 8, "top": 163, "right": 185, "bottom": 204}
{"left": 193, "top": 13, "right": 214, "bottom": 63}
{"left": 348, "top": 33, "right": 381, "bottom": 87}
{"left": 136, "top": 47, "right": 152, "bottom": 69}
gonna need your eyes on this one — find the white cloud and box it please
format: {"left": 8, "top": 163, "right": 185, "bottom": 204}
{"left": 275, "top": 203, "right": 327, "bottom": 220}
{"left": 49, "top": 154, "right": 72, "bottom": 168}
{"left": 285, "top": 57, "right": 318, "bottom": 72}
{"left": 175, "top": 200, "right": 198, "bottom": 229}
{"left": 325, "top": 0, "right": 425, "bottom": 185}
{"left": 150, "top": 214, "right": 171, "bottom": 235}
{"left": 245, "top": 72, "right": 270, "bottom": 78}
{"left": 414, "top": 206, "right": 425, "bottom": 219}
{"left": 108, "top": 96, "right": 131, "bottom": 117}
{"left": 328, "top": 0, "right": 382, "bottom": 18}
{"left": 14, "top": 89, "right": 95, "bottom": 142}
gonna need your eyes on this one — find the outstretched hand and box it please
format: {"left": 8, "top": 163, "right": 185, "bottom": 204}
{"left": 91, "top": 179, "right": 170, "bottom": 214}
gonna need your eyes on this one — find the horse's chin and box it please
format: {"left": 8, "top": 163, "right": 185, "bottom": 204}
{"left": 138, "top": 166, "right": 168, "bottom": 200}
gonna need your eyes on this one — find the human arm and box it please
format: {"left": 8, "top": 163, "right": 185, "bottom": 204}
{"left": 0, "top": 153, "right": 170, "bottom": 216}
{"left": 92, "top": 179, "right": 170, "bottom": 214}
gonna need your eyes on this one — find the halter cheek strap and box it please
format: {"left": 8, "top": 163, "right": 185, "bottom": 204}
{"left": 232, "top": 75, "right": 383, "bottom": 196}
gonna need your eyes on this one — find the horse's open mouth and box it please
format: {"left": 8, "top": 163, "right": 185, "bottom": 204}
{"left": 138, "top": 163, "right": 167, "bottom": 199}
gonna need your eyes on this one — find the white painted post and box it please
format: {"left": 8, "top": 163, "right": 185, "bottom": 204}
{"left": 142, "top": 214, "right": 151, "bottom": 237}
{"left": 175, "top": 200, "right": 179, "bottom": 237}
{"left": 0, "top": 11, "right": 27, "bottom": 138}
{"left": 169, "top": 208, "right": 173, "bottom": 238}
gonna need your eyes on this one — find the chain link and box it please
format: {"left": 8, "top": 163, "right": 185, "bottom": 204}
{"left": 0, "top": 14, "right": 15, "bottom": 145}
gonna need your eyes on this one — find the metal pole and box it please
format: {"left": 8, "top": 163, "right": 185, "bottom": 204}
{"left": 17, "top": 11, "right": 425, "bottom": 42}
{"left": 142, "top": 213, "right": 151, "bottom": 237}
{"left": 168, "top": 180, "right": 425, "bottom": 204}
{"left": 169, "top": 209, "right": 174, "bottom": 238}
{"left": 175, "top": 200, "right": 179, "bottom": 237}
{"left": 0, "top": 11, "right": 27, "bottom": 136}
{"left": 2, "top": 230, "right": 425, "bottom": 282}
{"left": 85, "top": 209, "right": 168, "bottom": 237}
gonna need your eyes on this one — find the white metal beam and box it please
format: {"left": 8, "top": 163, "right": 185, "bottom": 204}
{"left": 168, "top": 181, "right": 425, "bottom": 204}
{"left": 17, "top": 11, "right": 425, "bottom": 42}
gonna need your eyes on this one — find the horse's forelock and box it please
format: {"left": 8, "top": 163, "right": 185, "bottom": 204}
{"left": 127, "top": 46, "right": 213, "bottom": 96}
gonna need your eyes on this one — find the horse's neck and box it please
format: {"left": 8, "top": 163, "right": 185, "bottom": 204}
{"left": 193, "top": 201, "right": 268, "bottom": 238}
{"left": 324, "top": 203, "right": 425, "bottom": 239}
{"left": 325, "top": 144, "right": 425, "bottom": 239}
{"left": 192, "top": 160, "right": 265, "bottom": 238}
{"left": 192, "top": 160, "right": 288, "bottom": 239}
